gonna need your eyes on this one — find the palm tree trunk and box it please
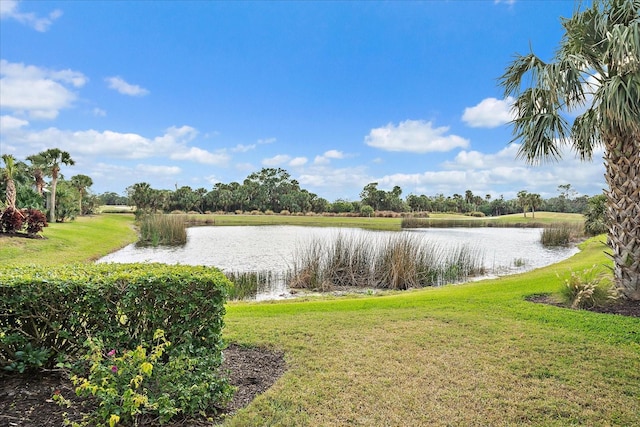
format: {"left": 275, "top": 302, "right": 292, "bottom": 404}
{"left": 604, "top": 132, "right": 640, "bottom": 301}
{"left": 6, "top": 179, "right": 16, "bottom": 208}
{"left": 50, "top": 173, "right": 58, "bottom": 223}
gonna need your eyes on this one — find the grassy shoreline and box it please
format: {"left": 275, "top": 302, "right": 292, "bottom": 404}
{"left": 2, "top": 212, "right": 637, "bottom": 426}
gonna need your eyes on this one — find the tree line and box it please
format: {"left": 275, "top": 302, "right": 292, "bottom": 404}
{"left": 118, "top": 167, "right": 597, "bottom": 218}
{"left": 1, "top": 150, "right": 96, "bottom": 225}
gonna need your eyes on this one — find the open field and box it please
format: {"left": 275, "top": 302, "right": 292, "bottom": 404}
{"left": 2, "top": 213, "right": 637, "bottom": 426}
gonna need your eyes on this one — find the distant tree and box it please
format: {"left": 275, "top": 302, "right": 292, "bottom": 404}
{"left": 70, "top": 174, "right": 93, "bottom": 215}
{"left": 27, "top": 149, "right": 75, "bottom": 222}
{"left": 584, "top": 194, "right": 608, "bottom": 236}
{"left": 527, "top": 193, "right": 542, "bottom": 218}
{"left": 517, "top": 190, "right": 529, "bottom": 217}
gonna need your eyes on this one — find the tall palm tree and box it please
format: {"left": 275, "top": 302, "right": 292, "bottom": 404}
{"left": 1, "top": 154, "right": 18, "bottom": 209}
{"left": 500, "top": 0, "right": 639, "bottom": 300}
{"left": 70, "top": 174, "right": 93, "bottom": 215}
{"left": 30, "top": 149, "right": 75, "bottom": 222}
{"left": 26, "top": 153, "right": 47, "bottom": 196}
{"left": 527, "top": 193, "right": 542, "bottom": 219}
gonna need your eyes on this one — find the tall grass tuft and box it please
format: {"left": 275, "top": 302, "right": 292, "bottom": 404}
{"left": 560, "top": 266, "right": 616, "bottom": 309}
{"left": 540, "top": 222, "right": 584, "bottom": 247}
{"left": 288, "top": 233, "right": 485, "bottom": 291}
{"left": 138, "top": 214, "right": 187, "bottom": 246}
{"left": 225, "top": 271, "right": 277, "bottom": 300}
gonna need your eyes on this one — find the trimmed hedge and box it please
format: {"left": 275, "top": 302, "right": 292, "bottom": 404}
{"left": 0, "top": 263, "right": 230, "bottom": 368}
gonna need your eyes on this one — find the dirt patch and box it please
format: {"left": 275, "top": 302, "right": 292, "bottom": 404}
{"left": 526, "top": 294, "right": 640, "bottom": 318}
{"left": 0, "top": 344, "right": 286, "bottom": 427}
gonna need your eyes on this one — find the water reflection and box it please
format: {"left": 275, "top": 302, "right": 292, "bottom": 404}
{"left": 98, "top": 226, "right": 578, "bottom": 300}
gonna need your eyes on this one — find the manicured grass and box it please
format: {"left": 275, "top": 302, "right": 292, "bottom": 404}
{"left": 0, "top": 214, "right": 138, "bottom": 265}
{"left": 222, "top": 236, "right": 639, "bottom": 426}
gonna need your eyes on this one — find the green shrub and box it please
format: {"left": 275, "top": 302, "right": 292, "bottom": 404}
{"left": 0, "top": 264, "right": 232, "bottom": 418}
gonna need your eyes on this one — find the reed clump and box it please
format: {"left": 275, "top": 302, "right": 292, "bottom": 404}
{"left": 540, "top": 222, "right": 584, "bottom": 247}
{"left": 138, "top": 214, "right": 187, "bottom": 246}
{"left": 225, "top": 271, "right": 277, "bottom": 300}
{"left": 287, "top": 233, "right": 485, "bottom": 291}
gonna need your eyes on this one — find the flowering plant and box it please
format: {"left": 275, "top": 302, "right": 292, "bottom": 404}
{"left": 63, "top": 329, "right": 177, "bottom": 426}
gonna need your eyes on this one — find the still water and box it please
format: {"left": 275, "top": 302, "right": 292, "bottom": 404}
{"left": 98, "top": 226, "right": 578, "bottom": 300}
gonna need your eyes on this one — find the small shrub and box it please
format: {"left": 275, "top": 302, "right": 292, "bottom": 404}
{"left": 25, "top": 208, "right": 48, "bottom": 235}
{"left": 264, "top": 210, "right": 275, "bottom": 215}
{"left": 0, "top": 207, "right": 25, "bottom": 233}
{"left": 560, "top": 266, "right": 616, "bottom": 309}
{"left": 280, "top": 210, "right": 291, "bottom": 216}
{"left": 250, "top": 210, "right": 262, "bottom": 215}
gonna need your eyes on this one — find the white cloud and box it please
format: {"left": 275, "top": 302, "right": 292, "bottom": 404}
{"left": 92, "top": 108, "right": 107, "bottom": 117}
{"left": 0, "top": 60, "right": 87, "bottom": 119}
{"left": 372, "top": 143, "right": 606, "bottom": 199}
{"left": 257, "top": 137, "right": 276, "bottom": 145}
{"left": 170, "top": 147, "right": 230, "bottom": 165}
{"left": 105, "top": 76, "right": 149, "bottom": 96}
{"left": 324, "top": 150, "right": 344, "bottom": 159}
{"left": 289, "top": 157, "right": 308, "bottom": 167}
{"left": 365, "top": 119, "right": 469, "bottom": 153}
{"left": 5, "top": 124, "right": 228, "bottom": 170}
{"left": 0, "top": 115, "right": 29, "bottom": 131}
{"left": 0, "top": 0, "right": 62, "bottom": 32}
{"left": 462, "top": 97, "right": 514, "bottom": 128}
{"left": 136, "top": 164, "right": 181, "bottom": 175}
{"left": 232, "top": 143, "right": 256, "bottom": 153}
{"left": 262, "top": 154, "right": 291, "bottom": 167}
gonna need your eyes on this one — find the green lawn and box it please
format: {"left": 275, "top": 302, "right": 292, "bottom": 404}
{"left": 1, "top": 213, "right": 637, "bottom": 426}
{"left": 0, "top": 214, "right": 137, "bottom": 265}
{"left": 223, "top": 237, "right": 639, "bottom": 426}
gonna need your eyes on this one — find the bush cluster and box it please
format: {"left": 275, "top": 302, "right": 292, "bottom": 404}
{"left": 0, "top": 263, "right": 233, "bottom": 423}
{"left": 0, "top": 207, "right": 48, "bottom": 235}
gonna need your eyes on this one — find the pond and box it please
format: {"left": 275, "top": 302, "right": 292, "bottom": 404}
{"left": 98, "top": 226, "right": 579, "bottom": 300}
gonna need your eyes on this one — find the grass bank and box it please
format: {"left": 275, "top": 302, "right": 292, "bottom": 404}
{"left": 222, "top": 236, "right": 639, "bottom": 426}
{"left": 0, "top": 214, "right": 137, "bottom": 265}
{"left": 183, "top": 211, "right": 583, "bottom": 231}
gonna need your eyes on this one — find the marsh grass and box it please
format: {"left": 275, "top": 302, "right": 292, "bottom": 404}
{"left": 138, "top": 214, "right": 187, "bottom": 246}
{"left": 288, "top": 233, "right": 485, "bottom": 291}
{"left": 540, "top": 222, "right": 584, "bottom": 247}
{"left": 225, "top": 271, "right": 279, "bottom": 300}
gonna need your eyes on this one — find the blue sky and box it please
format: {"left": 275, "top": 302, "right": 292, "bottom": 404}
{"left": 1, "top": 0, "right": 606, "bottom": 201}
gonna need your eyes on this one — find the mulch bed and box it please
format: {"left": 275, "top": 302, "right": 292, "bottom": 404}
{"left": 0, "top": 344, "right": 286, "bottom": 427}
{"left": 526, "top": 294, "right": 640, "bottom": 318}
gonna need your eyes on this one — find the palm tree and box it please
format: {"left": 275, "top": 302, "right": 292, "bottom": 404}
{"left": 70, "top": 174, "right": 93, "bottom": 215}
{"left": 500, "top": 0, "right": 639, "bottom": 300}
{"left": 26, "top": 153, "right": 47, "bottom": 196}
{"left": 517, "top": 190, "right": 529, "bottom": 218}
{"left": 1, "top": 154, "right": 17, "bottom": 208}
{"left": 29, "top": 149, "right": 75, "bottom": 222}
{"left": 527, "top": 193, "right": 542, "bottom": 219}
